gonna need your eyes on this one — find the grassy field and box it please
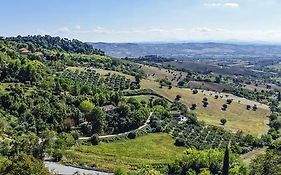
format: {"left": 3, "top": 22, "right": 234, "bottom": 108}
{"left": 125, "top": 95, "right": 155, "bottom": 103}
{"left": 141, "top": 80, "right": 270, "bottom": 136}
{"left": 140, "top": 65, "right": 187, "bottom": 85}
{"left": 63, "top": 133, "right": 185, "bottom": 172}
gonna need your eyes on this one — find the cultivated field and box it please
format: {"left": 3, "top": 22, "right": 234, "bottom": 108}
{"left": 63, "top": 133, "right": 185, "bottom": 172}
{"left": 65, "top": 66, "right": 135, "bottom": 80}
{"left": 141, "top": 80, "right": 271, "bottom": 136}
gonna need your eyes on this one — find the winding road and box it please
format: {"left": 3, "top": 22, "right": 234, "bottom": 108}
{"left": 79, "top": 112, "right": 153, "bottom": 140}
{"left": 45, "top": 112, "right": 153, "bottom": 174}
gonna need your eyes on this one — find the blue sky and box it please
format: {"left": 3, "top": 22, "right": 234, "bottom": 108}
{"left": 1, "top": 0, "right": 281, "bottom": 42}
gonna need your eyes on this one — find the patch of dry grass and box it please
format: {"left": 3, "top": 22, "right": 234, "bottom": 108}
{"left": 141, "top": 79, "right": 270, "bottom": 136}
{"left": 140, "top": 65, "right": 187, "bottom": 85}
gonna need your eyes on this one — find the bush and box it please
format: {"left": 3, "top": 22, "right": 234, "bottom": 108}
{"left": 222, "top": 104, "right": 228, "bottom": 111}
{"left": 252, "top": 104, "right": 258, "bottom": 111}
{"left": 221, "top": 118, "right": 227, "bottom": 125}
{"left": 80, "top": 100, "right": 94, "bottom": 113}
{"left": 52, "top": 149, "right": 63, "bottom": 162}
{"left": 175, "top": 95, "right": 182, "bottom": 101}
{"left": 193, "top": 89, "right": 198, "bottom": 94}
{"left": 226, "top": 99, "right": 233, "bottom": 104}
{"left": 202, "top": 101, "right": 208, "bottom": 107}
{"left": 191, "top": 104, "right": 197, "bottom": 110}
{"left": 0, "top": 154, "right": 50, "bottom": 175}
{"left": 128, "top": 132, "right": 136, "bottom": 139}
{"left": 175, "top": 138, "right": 185, "bottom": 146}
{"left": 90, "top": 134, "right": 99, "bottom": 145}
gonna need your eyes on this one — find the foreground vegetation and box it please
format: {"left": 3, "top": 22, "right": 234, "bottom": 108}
{"left": 63, "top": 133, "right": 185, "bottom": 171}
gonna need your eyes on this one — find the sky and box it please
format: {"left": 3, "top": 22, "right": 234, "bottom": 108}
{"left": 1, "top": 0, "right": 281, "bottom": 42}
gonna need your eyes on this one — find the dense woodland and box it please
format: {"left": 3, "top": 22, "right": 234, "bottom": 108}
{"left": 0, "top": 35, "right": 280, "bottom": 175}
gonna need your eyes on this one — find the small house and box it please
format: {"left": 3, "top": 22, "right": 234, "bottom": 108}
{"left": 170, "top": 111, "right": 187, "bottom": 123}
{"left": 101, "top": 105, "right": 116, "bottom": 114}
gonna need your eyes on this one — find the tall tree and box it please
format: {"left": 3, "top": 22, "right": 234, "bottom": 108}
{"left": 222, "top": 146, "right": 229, "bottom": 175}
{"left": 88, "top": 107, "right": 105, "bottom": 133}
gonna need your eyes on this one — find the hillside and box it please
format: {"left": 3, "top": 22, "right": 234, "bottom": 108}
{"left": 0, "top": 35, "right": 280, "bottom": 175}
{"left": 141, "top": 79, "right": 270, "bottom": 136}
{"left": 92, "top": 42, "right": 281, "bottom": 60}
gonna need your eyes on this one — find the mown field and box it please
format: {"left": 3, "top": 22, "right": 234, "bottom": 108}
{"left": 141, "top": 80, "right": 270, "bottom": 136}
{"left": 63, "top": 133, "right": 185, "bottom": 172}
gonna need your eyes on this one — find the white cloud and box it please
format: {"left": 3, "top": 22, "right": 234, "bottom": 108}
{"left": 204, "top": 2, "right": 240, "bottom": 8}
{"left": 223, "top": 3, "right": 239, "bottom": 8}
{"left": 204, "top": 3, "right": 222, "bottom": 7}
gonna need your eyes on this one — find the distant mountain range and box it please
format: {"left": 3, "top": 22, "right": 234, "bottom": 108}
{"left": 91, "top": 42, "right": 281, "bottom": 60}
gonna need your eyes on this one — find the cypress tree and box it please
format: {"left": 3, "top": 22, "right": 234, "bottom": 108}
{"left": 222, "top": 146, "right": 229, "bottom": 175}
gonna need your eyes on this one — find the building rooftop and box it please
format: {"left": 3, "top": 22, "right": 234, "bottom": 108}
{"left": 101, "top": 105, "right": 116, "bottom": 112}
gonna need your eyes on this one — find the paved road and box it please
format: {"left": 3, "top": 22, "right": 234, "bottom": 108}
{"left": 79, "top": 112, "right": 153, "bottom": 140}
{"left": 44, "top": 161, "right": 113, "bottom": 175}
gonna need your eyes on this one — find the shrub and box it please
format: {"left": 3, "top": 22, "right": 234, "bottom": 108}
{"left": 252, "top": 104, "right": 258, "bottom": 111}
{"left": 221, "top": 118, "right": 227, "bottom": 125}
{"left": 202, "top": 101, "right": 208, "bottom": 107}
{"left": 175, "top": 138, "right": 185, "bottom": 146}
{"left": 222, "top": 104, "right": 228, "bottom": 111}
{"left": 52, "top": 149, "right": 63, "bottom": 162}
{"left": 191, "top": 104, "right": 197, "bottom": 110}
{"left": 80, "top": 100, "right": 94, "bottom": 113}
{"left": 193, "top": 89, "right": 198, "bottom": 94}
{"left": 90, "top": 134, "right": 99, "bottom": 145}
{"left": 226, "top": 99, "right": 233, "bottom": 104}
{"left": 128, "top": 132, "right": 136, "bottom": 139}
{"left": 175, "top": 95, "right": 182, "bottom": 101}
